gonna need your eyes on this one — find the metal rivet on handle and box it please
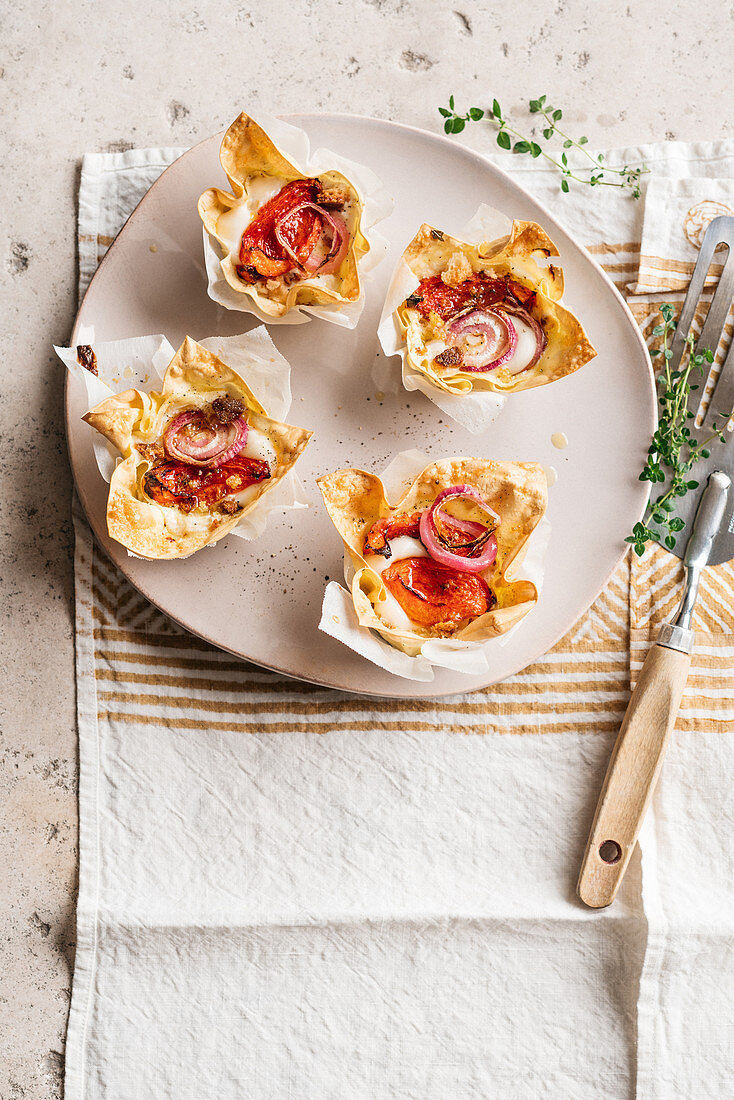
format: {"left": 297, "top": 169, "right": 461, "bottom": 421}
{"left": 599, "top": 840, "right": 622, "bottom": 864}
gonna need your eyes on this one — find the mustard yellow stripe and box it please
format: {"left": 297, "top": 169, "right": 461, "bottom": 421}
{"left": 91, "top": 584, "right": 121, "bottom": 621}
{"left": 94, "top": 629, "right": 629, "bottom": 659}
{"left": 115, "top": 589, "right": 151, "bottom": 623}
{"left": 97, "top": 668, "right": 630, "bottom": 696}
{"left": 600, "top": 262, "right": 638, "bottom": 274}
{"left": 634, "top": 273, "right": 690, "bottom": 290}
{"left": 586, "top": 241, "right": 641, "bottom": 255}
{"left": 97, "top": 689, "right": 627, "bottom": 717}
{"left": 92, "top": 549, "right": 119, "bottom": 584}
{"left": 95, "top": 649, "right": 269, "bottom": 674}
{"left": 677, "top": 718, "right": 734, "bottom": 732}
{"left": 640, "top": 255, "right": 724, "bottom": 277}
{"left": 94, "top": 669, "right": 323, "bottom": 694}
{"left": 96, "top": 710, "right": 621, "bottom": 735}
{"left": 94, "top": 626, "right": 213, "bottom": 650}
{"left": 91, "top": 562, "right": 118, "bottom": 603}
{"left": 94, "top": 648, "right": 631, "bottom": 679}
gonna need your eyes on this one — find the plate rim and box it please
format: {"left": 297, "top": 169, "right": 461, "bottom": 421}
{"left": 65, "top": 111, "right": 656, "bottom": 698}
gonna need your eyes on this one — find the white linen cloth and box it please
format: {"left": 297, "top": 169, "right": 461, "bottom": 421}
{"left": 65, "top": 139, "right": 734, "bottom": 1099}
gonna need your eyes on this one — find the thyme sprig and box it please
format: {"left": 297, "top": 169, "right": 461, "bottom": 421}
{"left": 626, "top": 304, "right": 728, "bottom": 557}
{"left": 438, "top": 94, "right": 648, "bottom": 198}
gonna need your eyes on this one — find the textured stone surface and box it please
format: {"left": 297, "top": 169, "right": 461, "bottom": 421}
{"left": 1, "top": 0, "right": 731, "bottom": 1095}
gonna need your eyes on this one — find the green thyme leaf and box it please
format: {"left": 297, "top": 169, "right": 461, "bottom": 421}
{"left": 627, "top": 306, "right": 727, "bottom": 554}
{"left": 438, "top": 94, "right": 648, "bottom": 197}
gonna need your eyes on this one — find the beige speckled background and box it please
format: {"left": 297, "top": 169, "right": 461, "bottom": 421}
{"left": 1, "top": 0, "right": 730, "bottom": 1095}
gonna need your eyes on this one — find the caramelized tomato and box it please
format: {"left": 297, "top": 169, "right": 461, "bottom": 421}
{"left": 408, "top": 273, "right": 535, "bottom": 321}
{"left": 364, "top": 511, "right": 422, "bottom": 556}
{"left": 382, "top": 557, "right": 494, "bottom": 630}
{"left": 236, "top": 179, "right": 322, "bottom": 283}
{"left": 143, "top": 457, "right": 271, "bottom": 511}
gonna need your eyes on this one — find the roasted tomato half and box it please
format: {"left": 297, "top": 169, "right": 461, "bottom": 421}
{"left": 364, "top": 511, "right": 422, "bottom": 557}
{"left": 407, "top": 273, "right": 535, "bottom": 321}
{"left": 143, "top": 457, "right": 271, "bottom": 512}
{"left": 381, "top": 557, "right": 495, "bottom": 630}
{"left": 236, "top": 178, "right": 322, "bottom": 283}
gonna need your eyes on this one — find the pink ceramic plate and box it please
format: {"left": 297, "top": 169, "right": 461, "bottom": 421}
{"left": 66, "top": 114, "right": 655, "bottom": 697}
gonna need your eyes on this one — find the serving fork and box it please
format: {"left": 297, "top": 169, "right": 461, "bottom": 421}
{"left": 578, "top": 215, "right": 734, "bottom": 908}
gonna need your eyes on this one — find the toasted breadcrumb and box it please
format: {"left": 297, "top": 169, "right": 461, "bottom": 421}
{"left": 316, "top": 185, "right": 350, "bottom": 208}
{"left": 434, "top": 346, "right": 464, "bottom": 367}
{"left": 441, "top": 251, "right": 473, "bottom": 288}
{"left": 136, "top": 441, "right": 165, "bottom": 464}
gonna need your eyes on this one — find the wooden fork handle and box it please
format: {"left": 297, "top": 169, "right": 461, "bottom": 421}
{"left": 577, "top": 643, "right": 691, "bottom": 908}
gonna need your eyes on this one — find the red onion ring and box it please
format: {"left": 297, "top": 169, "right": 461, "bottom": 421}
{"left": 164, "top": 411, "right": 248, "bottom": 468}
{"left": 447, "top": 309, "right": 517, "bottom": 372}
{"left": 419, "top": 485, "right": 500, "bottom": 573}
{"left": 274, "top": 202, "right": 349, "bottom": 276}
{"left": 501, "top": 303, "right": 547, "bottom": 369}
{"left": 437, "top": 514, "right": 487, "bottom": 542}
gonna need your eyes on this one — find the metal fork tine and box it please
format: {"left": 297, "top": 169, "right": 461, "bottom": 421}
{"left": 669, "top": 216, "right": 730, "bottom": 373}
{"left": 652, "top": 215, "right": 734, "bottom": 567}
{"left": 697, "top": 219, "right": 734, "bottom": 431}
{"left": 701, "top": 334, "right": 734, "bottom": 434}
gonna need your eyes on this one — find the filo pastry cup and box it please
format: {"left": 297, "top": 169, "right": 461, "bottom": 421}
{"left": 318, "top": 457, "right": 548, "bottom": 659}
{"left": 198, "top": 112, "right": 391, "bottom": 326}
{"left": 83, "top": 336, "right": 312, "bottom": 560}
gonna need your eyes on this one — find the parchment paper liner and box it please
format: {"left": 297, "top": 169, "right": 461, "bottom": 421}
{"left": 377, "top": 204, "right": 596, "bottom": 433}
{"left": 199, "top": 112, "right": 393, "bottom": 328}
{"left": 56, "top": 326, "right": 311, "bottom": 553}
{"left": 318, "top": 449, "right": 550, "bottom": 682}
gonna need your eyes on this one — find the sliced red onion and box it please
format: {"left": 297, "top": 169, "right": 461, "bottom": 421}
{"left": 419, "top": 485, "right": 500, "bottom": 573}
{"left": 164, "top": 411, "right": 248, "bottom": 468}
{"left": 313, "top": 210, "right": 350, "bottom": 274}
{"left": 447, "top": 309, "right": 517, "bottom": 372}
{"left": 437, "top": 514, "right": 487, "bottom": 542}
{"left": 274, "top": 202, "right": 350, "bottom": 276}
{"left": 501, "top": 303, "right": 547, "bottom": 369}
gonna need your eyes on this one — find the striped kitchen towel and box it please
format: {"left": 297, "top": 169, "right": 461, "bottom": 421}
{"left": 65, "top": 138, "right": 734, "bottom": 1100}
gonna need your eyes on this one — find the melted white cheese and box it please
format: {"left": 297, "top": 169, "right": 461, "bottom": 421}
{"left": 365, "top": 536, "right": 428, "bottom": 631}
{"left": 231, "top": 427, "right": 278, "bottom": 506}
{"left": 232, "top": 484, "right": 261, "bottom": 508}
{"left": 373, "top": 590, "right": 414, "bottom": 632}
{"left": 505, "top": 316, "right": 539, "bottom": 375}
{"left": 161, "top": 506, "right": 213, "bottom": 536}
{"left": 365, "top": 536, "right": 428, "bottom": 574}
{"left": 241, "top": 426, "right": 277, "bottom": 465}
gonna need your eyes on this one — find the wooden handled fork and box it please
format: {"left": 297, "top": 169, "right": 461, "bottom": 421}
{"left": 578, "top": 215, "right": 734, "bottom": 907}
